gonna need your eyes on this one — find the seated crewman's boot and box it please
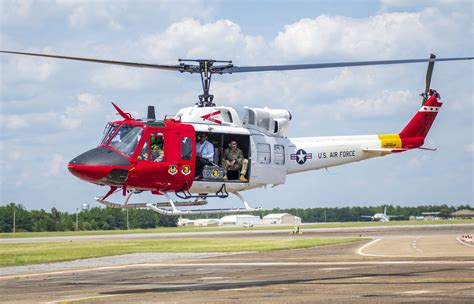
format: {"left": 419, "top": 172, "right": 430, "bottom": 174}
{"left": 239, "top": 175, "right": 248, "bottom": 182}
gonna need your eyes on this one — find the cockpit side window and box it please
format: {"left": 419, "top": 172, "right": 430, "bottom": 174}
{"left": 108, "top": 125, "right": 143, "bottom": 157}
{"left": 100, "top": 122, "right": 119, "bottom": 145}
{"left": 137, "top": 133, "right": 165, "bottom": 162}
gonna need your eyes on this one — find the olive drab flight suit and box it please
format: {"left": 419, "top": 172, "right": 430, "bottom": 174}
{"left": 222, "top": 147, "right": 248, "bottom": 182}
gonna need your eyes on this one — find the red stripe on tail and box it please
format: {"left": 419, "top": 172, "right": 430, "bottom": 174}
{"left": 399, "top": 94, "right": 442, "bottom": 149}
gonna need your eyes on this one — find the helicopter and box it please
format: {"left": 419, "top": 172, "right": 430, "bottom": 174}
{"left": 1, "top": 50, "right": 472, "bottom": 215}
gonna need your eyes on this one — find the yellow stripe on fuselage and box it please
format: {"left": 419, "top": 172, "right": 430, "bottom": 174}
{"left": 378, "top": 134, "right": 402, "bottom": 149}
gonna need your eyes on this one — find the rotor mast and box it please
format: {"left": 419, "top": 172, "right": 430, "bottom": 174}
{"left": 178, "top": 59, "right": 233, "bottom": 107}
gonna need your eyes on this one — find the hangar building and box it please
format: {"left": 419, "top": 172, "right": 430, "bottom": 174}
{"left": 262, "top": 213, "right": 301, "bottom": 225}
{"left": 220, "top": 215, "right": 262, "bottom": 226}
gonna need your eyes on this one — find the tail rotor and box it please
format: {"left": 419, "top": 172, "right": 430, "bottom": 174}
{"left": 422, "top": 54, "right": 436, "bottom": 104}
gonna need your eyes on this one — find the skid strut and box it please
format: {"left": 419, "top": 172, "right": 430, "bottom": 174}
{"left": 146, "top": 192, "right": 261, "bottom": 216}
{"left": 95, "top": 188, "right": 207, "bottom": 209}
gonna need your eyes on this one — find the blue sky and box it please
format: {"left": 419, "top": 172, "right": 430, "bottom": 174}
{"left": 0, "top": 0, "right": 472, "bottom": 212}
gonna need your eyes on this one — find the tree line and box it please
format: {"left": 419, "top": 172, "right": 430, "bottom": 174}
{"left": 253, "top": 204, "right": 472, "bottom": 223}
{"left": 0, "top": 203, "right": 177, "bottom": 233}
{"left": 0, "top": 203, "right": 471, "bottom": 233}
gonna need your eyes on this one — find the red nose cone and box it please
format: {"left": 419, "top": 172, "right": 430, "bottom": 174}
{"left": 68, "top": 164, "right": 111, "bottom": 184}
{"left": 68, "top": 147, "right": 130, "bottom": 185}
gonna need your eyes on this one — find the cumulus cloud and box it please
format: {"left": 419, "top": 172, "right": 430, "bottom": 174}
{"left": 274, "top": 13, "right": 430, "bottom": 59}
{"left": 0, "top": 114, "right": 29, "bottom": 129}
{"left": 142, "top": 18, "right": 267, "bottom": 62}
{"left": 466, "top": 143, "right": 474, "bottom": 153}
{"left": 92, "top": 66, "right": 152, "bottom": 90}
{"left": 0, "top": 93, "right": 103, "bottom": 130}
{"left": 309, "top": 90, "right": 415, "bottom": 120}
{"left": 43, "top": 153, "right": 67, "bottom": 177}
{"left": 4, "top": 56, "right": 56, "bottom": 83}
{"left": 0, "top": 0, "right": 36, "bottom": 25}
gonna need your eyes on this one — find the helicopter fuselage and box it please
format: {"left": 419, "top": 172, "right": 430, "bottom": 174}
{"left": 68, "top": 93, "right": 441, "bottom": 198}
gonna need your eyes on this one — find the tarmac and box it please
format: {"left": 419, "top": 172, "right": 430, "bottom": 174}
{"left": 1, "top": 224, "right": 473, "bottom": 303}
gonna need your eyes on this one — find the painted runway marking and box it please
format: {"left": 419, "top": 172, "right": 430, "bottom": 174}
{"left": 3, "top": 260, "right": 474, "bottom": 280}
{"left": 48, "top": 294, "right": 118, "bottom": 303}
{"left": 351, "top": 276, "right": 374, "bottom": 280}
{"left": 403, "top": 290, "right": 430, "bottom": 295}
{"left": 201, "top": 276, "right": 225, "bottom": 280}
{"left": 456, "top": 236, "right": 474, "bottom": 248}
{"left": 320, "top": 267, "right": 350, "bottom": 271}
{"left": 356, "top": 238, "right": 382, "bottom": 256}
{"left": 411, "top": 238, "right": 423, "bottom": 252}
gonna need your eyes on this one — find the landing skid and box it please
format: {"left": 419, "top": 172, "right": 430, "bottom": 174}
{"left": 147, "top": 192, "right": 261, "bottom": 216}
{"left": 95, "top": 187, "right": 260, "bottom": 215}
{"left": 95, "top": 188, "right": 207, "bottom": 209}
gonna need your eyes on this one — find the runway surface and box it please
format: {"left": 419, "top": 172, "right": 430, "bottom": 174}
{"left": 1, "top": 224, "right": 473, "bottom": 303}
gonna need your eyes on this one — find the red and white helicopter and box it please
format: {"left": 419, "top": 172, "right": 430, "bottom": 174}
{"left": 1, "top": 51, "right": 472, "bottom": 215}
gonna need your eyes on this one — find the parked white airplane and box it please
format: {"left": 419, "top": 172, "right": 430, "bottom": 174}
{"left": 361, "top": 206, "right": 402, "bottom": 222}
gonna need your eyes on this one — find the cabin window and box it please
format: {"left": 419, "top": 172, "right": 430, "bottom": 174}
{"left": 257, "top": 143, "right": 271, "bottom": 164}
{"left": 274, "top": 144, "right": 285, "bottom": 165}
{"left": 137, "top": 133, "right": 164, "bottom": 162}
{"left": 247, "top": 109, "right": 255, "bottom": 125}
{"left": 181, "top": 137, "right": 192, "bottom": 160}
{"left": 108, "top": 125, "right": 143, "bottom": 157}
{"left": 220, "top": 110, "right": 233, "bottom": 123}
{"left": 256, "top": 111, "right": 270, "bottom": 130}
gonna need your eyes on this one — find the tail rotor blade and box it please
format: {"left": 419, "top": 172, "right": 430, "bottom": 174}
{"left": 424, "top": 54, "right": 436, "bottom": 104}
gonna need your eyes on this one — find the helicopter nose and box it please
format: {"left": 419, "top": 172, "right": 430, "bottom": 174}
{"left": 68, "top": 147, "right": 130, "bottom": 184}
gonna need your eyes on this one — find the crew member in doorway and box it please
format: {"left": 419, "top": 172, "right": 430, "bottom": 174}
{"left": 195, "top": 133, "right": 214, "bottom": 180}
{"left": 222, "top": 140, "right": 248, "bottom": 182}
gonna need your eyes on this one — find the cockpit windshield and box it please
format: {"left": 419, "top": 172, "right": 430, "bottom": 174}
{"left": 108, "top": 124, "right": 143, "bottom": 157}
{"left": 100, "top": 122, "right": 119, "bottom": 145}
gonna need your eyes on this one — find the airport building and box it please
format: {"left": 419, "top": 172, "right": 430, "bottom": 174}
{"left": 262, "top": 213, "right": 301, "bottom": 225}
{"left": 410, "top": 212, "right": 441, "bottom": 221}
{"left": 450, "top": 209, "right": 474, "bottom": 219}
{"left": 178, "top": 218, "right": 220, "bottom": 226}
{"left": 219, "top": 215, "right": 262, "bottom": 226}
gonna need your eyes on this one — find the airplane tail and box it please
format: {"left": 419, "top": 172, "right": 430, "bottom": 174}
{"left": 399, "top": 90, "right": 442, "bottom": 149}
{"left": 383, "top": 206, "right": 387, "bottom": 215}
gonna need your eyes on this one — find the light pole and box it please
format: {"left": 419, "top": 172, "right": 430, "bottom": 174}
{"left": 13, "top": 207, "right": 16, "bottom": 233}
{"left": 75, "top": 208, "right": 79, "bottom": 231}
{"left": 126, "top": 208, "right": 129, "bottom": 230}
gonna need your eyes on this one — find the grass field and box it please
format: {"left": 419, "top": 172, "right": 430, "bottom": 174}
{"left": 0, "top": 237, "right": 361, "bottom": 266}
{"left": 1, "top": 219, "right": 472, "bottom": 239}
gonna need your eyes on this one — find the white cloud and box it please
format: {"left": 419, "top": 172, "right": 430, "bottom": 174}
{"left": 142, "top": 18, "right": 267, "bottom": 62}
{"left": 60, "top": 93, "right": 102, "bottom": 129}
{"left": 466, "top": 143, "right": 474, "bottom": 153}
{"left": 43, "top": 153, "right": 67, "bottom": 177}
{"left": 0, "top": 93, "right": 103, "bottom": 130}
{"left": 92, "top": 66, "right": 152, "bottom": 90}
{"left": 0, "top": 114, "right": 29, "bottom": 129}
{"left": 274, "top": 13, "right": 430, "bottom": 59}
{"left": 0, "top": 1, "right": 34, "bottom": 25}
{"left": 309, "top": 90, "right": 415, "bottom": 120}
{"left": 4, "top": 56, "right": 56, "bottom": 82}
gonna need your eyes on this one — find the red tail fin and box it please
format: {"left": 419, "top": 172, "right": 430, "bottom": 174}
{"left": 399, "top": 92, "right": 442, "bottom": 149}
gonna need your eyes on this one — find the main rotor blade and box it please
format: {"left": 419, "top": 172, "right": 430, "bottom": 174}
{"left": 0, "top": 50, "right": 184, "bottom": 72}
{"left": 218, "top": 56, "right": 474, "bottom": 74}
